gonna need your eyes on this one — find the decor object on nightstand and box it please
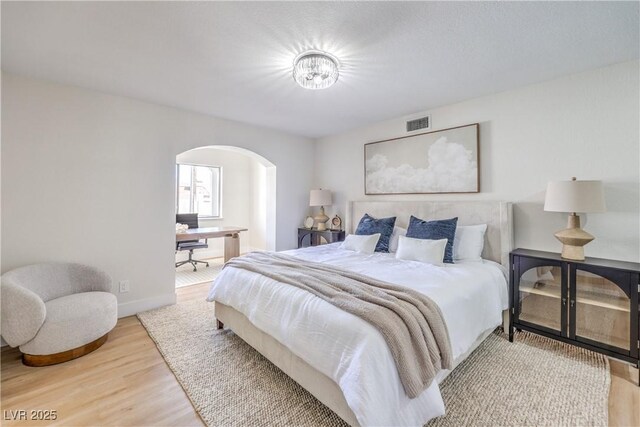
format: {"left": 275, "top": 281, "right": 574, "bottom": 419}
{"left": 309, "top": 189, "right": 332, "bottom": 231}
{"left": 331, "top": 215, "right": 342, "bottom": 231}
{"left": 544, "top": 177, "right": 606, "bottom": 261}
{"left": 303, "top": 216, "right": 314, "bottom": 229}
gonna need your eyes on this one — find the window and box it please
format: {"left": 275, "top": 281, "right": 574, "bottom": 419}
{"left": 176, "top": 163, "right": 222, "bottom": 218}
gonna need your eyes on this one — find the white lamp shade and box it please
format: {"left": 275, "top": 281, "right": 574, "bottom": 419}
{"left": 310, "top": 189, "right": 332, "bottom": 207}
{"left": 544, "top": 180, "right": 606, "bottom": 213}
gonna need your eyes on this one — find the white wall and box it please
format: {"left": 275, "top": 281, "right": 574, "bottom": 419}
{"left": 1, "top": 73, "right": 314, "bottom": 316}
{"left": 250, "top": 158, "right": 270, "bottom": 250}
{"left": 175, "top": 147, "right": 269, "bottom": 259}
{"left": 314, "top": 61, "right": 640, "bottom": 262}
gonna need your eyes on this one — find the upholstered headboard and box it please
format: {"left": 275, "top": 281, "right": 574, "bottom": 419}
{"left": 346, "top": 201, "right": 513, "bottom": 267}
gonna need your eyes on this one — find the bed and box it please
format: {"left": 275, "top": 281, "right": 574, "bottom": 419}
{"left": 208, "top": 200, "right": 513, "bottom": 426}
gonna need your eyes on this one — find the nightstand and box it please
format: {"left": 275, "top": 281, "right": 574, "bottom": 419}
{"left": 298, "top": 228, "right": 345, "bottom": 248}
{"left": 509, "top": 248, "right": 639, "bottom": 372}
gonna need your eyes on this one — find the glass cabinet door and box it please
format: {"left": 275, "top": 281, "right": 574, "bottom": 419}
{"left": 571, "top": 267, "right": 631, "bottom": 354}
{"left": 298, "top": 232, "right": 312, "bottom": 248}
{"left": 517, "top": 260, "right": 566, "bottom": 336}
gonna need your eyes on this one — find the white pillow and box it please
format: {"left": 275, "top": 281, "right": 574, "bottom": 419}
{"left": 453, "top": 224, "right": 488, "bottom": 261}
{"left": 388, "top": 226, "right": 407, "bottom": 253}
{"left": 395, "top": 236, "right": 447, "bottom": 265}
{"left": 341, "top": 233, "right": 381, "bottom": 254}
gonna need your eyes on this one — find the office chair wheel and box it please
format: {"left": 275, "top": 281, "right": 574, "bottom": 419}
{"left": 206, "top": 262, "right": 209, "bottom": 267}
{"left": 193, "top": 267, "right": 197, "bottom": 272}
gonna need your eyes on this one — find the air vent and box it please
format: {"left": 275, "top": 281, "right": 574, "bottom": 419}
{"left": 406, "top": 116, "right": 431, "bottom": 132}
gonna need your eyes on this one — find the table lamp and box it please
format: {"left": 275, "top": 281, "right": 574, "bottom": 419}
{"left": 310, "top": 189, "right": 332, "bottom": 231}
{"left": 544, "top": 177, "right": 606, "bottom": 261}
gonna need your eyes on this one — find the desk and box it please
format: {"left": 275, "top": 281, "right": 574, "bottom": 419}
{"left": 176, "top": 226, "right": 248, "bottom": 262}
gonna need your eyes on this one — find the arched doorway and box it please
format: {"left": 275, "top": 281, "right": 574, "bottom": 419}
{"left": 174, "top": 145, "right": 276, "bottom": 287}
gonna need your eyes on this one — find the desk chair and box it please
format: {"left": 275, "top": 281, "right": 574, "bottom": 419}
{"left": 176, "top": 213, "right": 210, "bottom": 271}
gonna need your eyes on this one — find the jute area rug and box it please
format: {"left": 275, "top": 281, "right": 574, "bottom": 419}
{"left": 175, "top": 262, "right": 223, "bottom": 288}
{"left": 138, "top": 298, "right": 609, "bottom": 427}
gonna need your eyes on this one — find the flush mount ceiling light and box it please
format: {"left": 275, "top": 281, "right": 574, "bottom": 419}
{"left": 293, "top": 51, "right": 339, "bottom": 90}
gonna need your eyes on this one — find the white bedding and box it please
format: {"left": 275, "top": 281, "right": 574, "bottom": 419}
{"left": 207, "top": 243, "right": 509, "bottom": 427}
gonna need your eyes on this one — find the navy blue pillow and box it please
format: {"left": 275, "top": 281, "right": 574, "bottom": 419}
{"left": 355, "top": 214, "right": 396, "bottom": 253}
{"left": 406, "top": 216, "right": 458, "bottom": 263}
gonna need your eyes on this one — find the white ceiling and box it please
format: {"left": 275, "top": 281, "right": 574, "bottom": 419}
{"left": 2, "top": 1, "right": 638, "bottom": 138}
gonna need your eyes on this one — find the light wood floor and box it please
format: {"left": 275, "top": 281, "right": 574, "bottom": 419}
{"left": 2, "top": 283, "right": 638, "bottom": 426}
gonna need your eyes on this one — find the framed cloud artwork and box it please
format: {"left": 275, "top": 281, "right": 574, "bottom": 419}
{"left": 364, "top": 123, "right": 479, "bottom": 195}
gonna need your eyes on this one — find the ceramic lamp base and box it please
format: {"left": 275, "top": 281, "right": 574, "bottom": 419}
{"left": 554, "top": 213, "right": 594, "bottom": 261}
{"left": 314, "top": 206, "right": 329, "bottom": 231}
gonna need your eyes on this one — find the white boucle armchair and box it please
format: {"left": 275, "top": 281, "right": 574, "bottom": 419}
{"left": 1, "top": 263, "right": 118, "bottom": 366}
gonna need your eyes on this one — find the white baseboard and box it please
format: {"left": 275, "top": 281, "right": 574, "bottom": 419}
{"left": 1, "top": 293, "right": 177, "bottom": 348}
{"left": 117, "top": 292, "right": 177, "bottom": 318}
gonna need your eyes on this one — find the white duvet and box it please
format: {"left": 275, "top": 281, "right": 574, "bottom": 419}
{"left": 207, "top": 243, "right": 508, "bottom": 427}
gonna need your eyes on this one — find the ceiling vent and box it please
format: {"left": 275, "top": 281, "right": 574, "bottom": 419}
{"left": 406, "top": 115, "right": 431, "bottom": 133}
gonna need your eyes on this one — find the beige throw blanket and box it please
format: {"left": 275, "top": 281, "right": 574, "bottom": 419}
{"left": 224, "top": 251, "right": 453, "bottom": 398}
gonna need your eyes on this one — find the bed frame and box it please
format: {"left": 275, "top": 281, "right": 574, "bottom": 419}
{"left": 215, "top": 200, "right": 513, "bottom": 427}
